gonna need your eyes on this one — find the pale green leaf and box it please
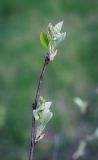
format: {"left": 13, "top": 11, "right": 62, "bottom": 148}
{"left": 40, "top": 111, "right": 53, "bottom": 125}
{"left": 74, "top": 97, "right": 88, "bottom": 114}
{"left": 36, "top": 125, "right": 45, "bottom": 138}
{"left": 73, "top": 140, "right": 86, "bottom": 159}
{"left": 54, "top": 32, "right": 66, "bottom": 44}
{"left": 35, "top": 133, "right": 45, "bottom": 142}
{"left": 54, "top": 21, "right": 64, "bottom": 33}
{"left": 33, "top": 101, "right": 53, "bottom": 124}
{"left": 44, "top": 102, "right": 52, "bottom": 110}
{"left": 49, "top": 49, "right": 57, "bottom": 61}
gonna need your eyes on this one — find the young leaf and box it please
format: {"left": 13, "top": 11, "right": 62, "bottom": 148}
{"left": 74, "top": 97, "right": 88, "bottom": 114}
{"left": 35, "top": 133, "right": 45, "bottom": 143}
{"left": 40, "top": 32, "right": 49, "bottom": 48}
{"left": 36, "top": 125, "right": 45, "bottom": 138}
{"left": 54, "top": 21, "right": 64, "bottom": 33}
{"left": 73, "top": 140, "right": 86, "bottom": 159}
{"left": 40, "top": 110, "right": 53, "bottom": 125}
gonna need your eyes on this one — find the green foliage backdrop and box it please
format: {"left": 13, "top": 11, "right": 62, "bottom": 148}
{"left": 0, "top": 0, "right": 98, "bottom": 159}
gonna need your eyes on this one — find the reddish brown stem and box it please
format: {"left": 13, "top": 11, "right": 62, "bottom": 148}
{"left": 29, "top": 54, "right": 50, "bottom": 160}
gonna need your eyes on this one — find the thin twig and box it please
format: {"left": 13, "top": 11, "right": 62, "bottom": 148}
{"left": 29, "top": 54, "right": 50, "bottom": 160}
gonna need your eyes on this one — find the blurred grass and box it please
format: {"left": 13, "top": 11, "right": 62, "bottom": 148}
{"left": 0, "top": 0, "right": 98, "bottom": 160}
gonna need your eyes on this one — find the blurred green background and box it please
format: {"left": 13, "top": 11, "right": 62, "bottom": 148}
{"left": 0, "top": 0, "right": 98, "bottom": 159}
